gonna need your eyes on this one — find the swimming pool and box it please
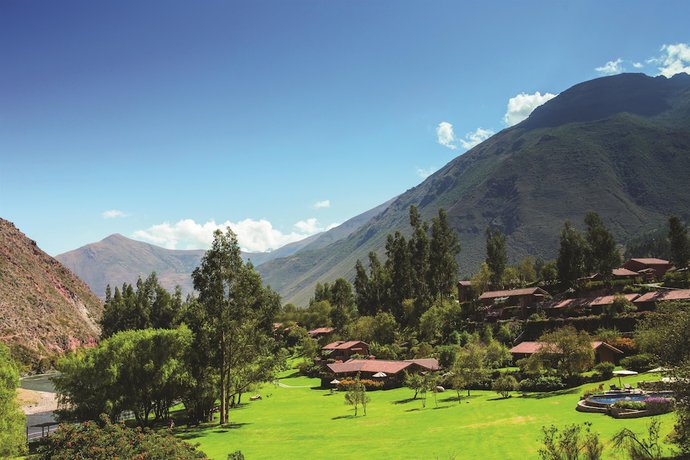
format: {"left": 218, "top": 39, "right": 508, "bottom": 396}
{"left": 588, "top": 391, "right": 673, "bottom": 405}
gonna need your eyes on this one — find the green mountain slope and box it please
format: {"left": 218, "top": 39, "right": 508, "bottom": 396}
{"left": 257, "top": 73, "right": 690, "bottom": 306}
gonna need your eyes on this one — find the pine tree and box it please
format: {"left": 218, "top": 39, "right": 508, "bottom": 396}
{"left": 669, "top": 215, "right": 690, "bottom": 269}
{"left": 485, "top": 227, "right": 507, "bottom": 288}
{"left": 428, "top": 209, "right": 460, "bottom": 299}
{"left": 584, "top": 211, "right": 620, "bottom": 278}
{"left": 385, "top": 231, "right": 412, "bottom": 321}
{"left": 408, "top": 206, "right": 430, "bottom": 300}
{"left": 557, "top": 221, "right": 587, "bottom": 288}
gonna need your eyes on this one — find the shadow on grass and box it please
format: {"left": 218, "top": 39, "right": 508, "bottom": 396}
{"left": 519, "top": 388, "right": 580, "bottom": 399}
{"left": 405, "top": 407, "right": 423, "bottom": 412}
{"left": 331, "top": 415, "right": 356, "bottom": 420}
{"left": 440, "top": 394, "right": 479, "bottom": 403}
{"left": 487, "top": 396, "right": 513, "bottom": 401}
{"left": 432, "top": 405, "right": 451, "bottom": 410}
{"left": 393, "top": 397, "right": 418, "bottom": 405}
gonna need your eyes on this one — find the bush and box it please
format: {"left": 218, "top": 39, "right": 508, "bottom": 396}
{"left": 643, "top": 397, "right": 674, "bottom": 415}
{"left": 519, "top": 376, "right": 566, "bottom": 392}
{"left": 37, "top": 414, "right": 206, "bottom": 459}
{"left": 492, "top": 375, "right": 518, "bottom": 398}
{"left": 620, "top": 354, "right": 655, "bottom": 372}
{"left": 594, "top": 362, "right": 615, "bottom": 380}
{"left": 613, "top": 400, "right": 646, "bottom": 410}
{"left": 338, "top": 378, "right": 384, "bottom": 390}
{"left": 610, "top": 337, "right": 637, "bottom": 355}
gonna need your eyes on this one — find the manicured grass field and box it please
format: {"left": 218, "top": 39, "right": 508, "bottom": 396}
{"left": 175, "top": 369, "right": 676, "bottom": 460}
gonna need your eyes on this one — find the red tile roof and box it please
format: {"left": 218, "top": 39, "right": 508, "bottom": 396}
{"left": 479, "top": 287, "right": 547, "bottom": 300}
{"left": 458, "top": 280, "right": 473, "bottom": 287}
{"left": 629, "top": 258, "right": 670, "bottom": 265}
{"left": 327, "top": 358, "right": 440, "bottom": 375}
{"left": 308, "top": 327, "right": 335, "bottom": 335}
{"left": 323, "top": 340, "right": 369, "bottom": 350}
{"left": 612, "top": 268, "right": 639, "bottom": 277}
{"left": 634, "top": 289, "right": 690, "bottom": 304}
{"left": 552, "top": 293, "right": 639, "bottom": 309}
{"left": 510, "top": 341, "right": 623, "bottom": 355}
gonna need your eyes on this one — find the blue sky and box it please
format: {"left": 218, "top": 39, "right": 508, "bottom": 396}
{"left": 1, "top": 0, "right": 689, "bottom": 255}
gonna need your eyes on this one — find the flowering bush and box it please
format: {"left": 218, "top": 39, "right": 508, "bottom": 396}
{"left": 338, "top": 378, "right": 384, "bottom": 390}
{"left": 643, "top": 397, "right": 674, "bottom": 414}
{"left": 37, "top": 414, "right": 207, "bottom": 459}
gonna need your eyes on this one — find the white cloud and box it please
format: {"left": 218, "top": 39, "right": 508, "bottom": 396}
{"left": 632, "top": 62, "right": 644, "bottom": 69}
{"left": 416, "top": 166, "right": 436, "bottom": 179}
{"left": 436, "top": 121, "right": 457, "bottom": 150}
{"left": 459, "top": 127, "right": 494, "bottom": 149}
{"left": 595, "top": 58, "right": 624, "bottom": 75}
{"left": 656, "top": 43, "right": 690, "bottom": 77}
{"left": 102, "top": 209, "right": 126, "bottom": 219}
{"left": 503, "top": 91, "right": 557, "bottom": 126}
{"left": 133, "top": 217, "right": 335, "bottom": 253}
{"left": 313, "top": 199, "right": 330, "bottom": 209}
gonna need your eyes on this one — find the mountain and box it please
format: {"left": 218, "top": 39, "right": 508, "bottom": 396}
{"left": 0, "top": 218, "right": 102, "bottom": 365}
{"left": 258, "top": 73, "right": 690, "bottom": 306}
{"left": 56, "top": 200, "right": 394, "bottom": 299}
{"left": 56, "top": 234, "right": 206, "bottom": 298}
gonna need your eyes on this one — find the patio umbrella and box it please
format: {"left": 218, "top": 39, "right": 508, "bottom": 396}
{"left": 372, "top": 372, "right": 387, "bottom": 378}
{"left": 330, "top": 379, "right": 340, "bottom": 385}
{"left": 613, "top": 369, "right": 638, "bottom": 388}
{"left": 647, "top": 367, "right": 670, "bottom": 374}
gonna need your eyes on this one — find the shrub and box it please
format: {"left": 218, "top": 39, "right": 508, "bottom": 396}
{"left": 620, "top": 354, "right": 655, "bottom": 372}
{"left": 519, "top": 376, "right": 566, "bottom": 392}
{"left": 338, "top": 378, "right": 383, "bottom": 390}
{"left": 594, "top": 362, "right": 615, "bottom": 380}
{"left": 37, "top": 414, "right": 206, "bottom": 459}
{"left": 643, "top": 397, "right": 674, "bottom": 415}
{"left": 492, "top": 375, "right": 518, "bottom": 398}
{"left": 610, "top": 337, "right": 637, "bottom": 355}
{"left": 613, "top": 400, "right": 647, "bottom": 411}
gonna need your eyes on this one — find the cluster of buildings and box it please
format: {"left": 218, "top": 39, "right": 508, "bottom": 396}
{"left": 460, "top": 258, "right": 690, "bottom": 321}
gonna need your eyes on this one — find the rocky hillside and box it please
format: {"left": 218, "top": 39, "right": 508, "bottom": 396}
{"left": 0, "top": 218, "right": 102, "bottom": 365}
{"left": 258, "top": 73, "right": 690, "bottom": 305}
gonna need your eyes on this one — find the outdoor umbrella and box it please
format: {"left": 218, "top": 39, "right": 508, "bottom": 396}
{"left": 330, "top": 379, "right": 340, "bottom": 385}
{"left": 372, "top": 372, "right": 387, "bottom": 378}
{"left": 613, "top": 369, "right": 638, "bottom": 389}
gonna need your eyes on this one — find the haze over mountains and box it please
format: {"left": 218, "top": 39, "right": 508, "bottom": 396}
{"left": 56, "top": 73, "right": 690, "bottom": 306}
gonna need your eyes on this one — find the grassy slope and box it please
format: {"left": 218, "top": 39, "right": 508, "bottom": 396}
{"left": 177, "top": 369, "right": 676, "bottom": 460}
{"left": 259, "top": 100, "right": 690, "bottom": 306}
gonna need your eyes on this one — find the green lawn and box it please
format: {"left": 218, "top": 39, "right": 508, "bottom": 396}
{"left": 175, "top": 370, "right": 676, "bottom": 460}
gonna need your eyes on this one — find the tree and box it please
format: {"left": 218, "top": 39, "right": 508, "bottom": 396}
{"left": 584, "top": 211, "right": 620, "bottom": 278}
{"left": 37, "top": 414, "right": 206, "bottom": 460}
{"left": 636, "top": 301, "right": 690, "bottom": 453}
{"left": 540, "top": 260, "right": 558, "bottom": 285}
{"left": 0, "top": 343, "right": 26, "bottom": 458}
{"left": 100, "top": 273, "right": 182, "bottom": 338}
{"left": 557, "top": 221, "right": 587, "bottom": 288}
{"left": 492, "top": 375, "right": 518, "bottom": 398}
{"left": 470, "top": 262, "right": 493, "bottom": 298}
{"left": 669, "top": 215, "right": 690, "bottom": 269}
{"left": 385, "top": 231, "right": 412, "bottom": 320}
{"left": 533, "top": 326, "right": 594, "bottom": 380}
{"left": 611, "top": 419, "right": 663, "bottom": 460}
{"left": 53, "top": 327, "right": 194, "bottom": 426}
{"left": 539, "top": 423, "right": 602, "bottom": 460}
{"left": 404, "top": 371, "right": 424, "bottom": 400}
{"left": 428, "top": 209, "right": 460, "bottom": 299}
{"left": 329, "top": 278, "right": 357, "bottom": 330}
{"left": 344, "top": 374, "right": 370, "bottom": 416}
{"left": 192, "top": 229, "right": 280, "bottom": 425}
{"left": 485, "top": 226, "right": 507, "bottom": 288}
{"left": 408, "top": 205, "right": 431, "bottom": 300}
{"left": 603, "top": 294, "right": 636, "bottom": 317}
{"left": 452, "top": 343, "right": 488, "bottom": 398}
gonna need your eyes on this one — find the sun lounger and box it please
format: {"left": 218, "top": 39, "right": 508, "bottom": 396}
{"left": 624, "top": 383, "right": 633, "bottom": 391}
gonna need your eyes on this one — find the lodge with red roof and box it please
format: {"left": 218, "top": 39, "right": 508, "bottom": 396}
{"left": 633, "top": 289, "right": 690, "bottom": 309}
{"left": 323, "top": 357, "right": 440, "bottom": 388}
{"left": 322, "top": 340, "right": 370, "bottom": 361}
{"left": 308, "top": 327, "right": 336, "bottom": 339}
{"left": 622, "top": 258, "right": 673, "bottom": 281}
{"left": 509, "top": 341, "right": 623, "bottom": 364}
